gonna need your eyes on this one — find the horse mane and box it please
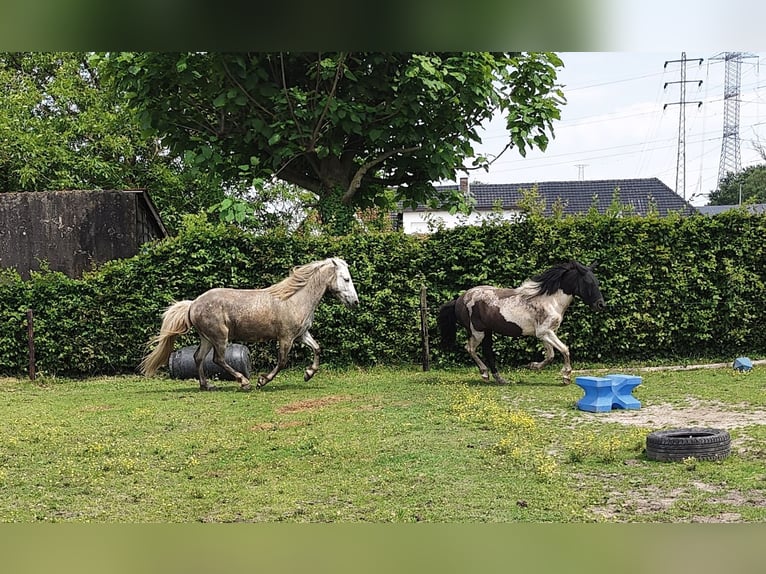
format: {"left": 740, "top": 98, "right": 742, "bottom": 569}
{"left": 264, "top": 259, "right": 333, "bottom": 301}
{"left": 520, "top": 261, "right": 588, "bottom": 298}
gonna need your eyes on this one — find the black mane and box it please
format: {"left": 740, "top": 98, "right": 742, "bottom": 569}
{"left": 531, "top": 261, "right": 591, "bottom": 296}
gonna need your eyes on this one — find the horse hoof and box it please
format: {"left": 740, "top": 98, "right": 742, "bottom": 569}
{"left": 200, "top": 384, "right": 218, "bottom": 391}
{"left": 257, "top": 375, "right": 269, "bottom": 388}
{"left": 239, "top": 383, "right": 252, "bottom": 392}
{"left": 304, "top": 370, "right": 315, "bottom": 382}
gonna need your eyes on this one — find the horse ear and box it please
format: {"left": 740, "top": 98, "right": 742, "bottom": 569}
{"left": 588, "top": 260, "right": 599, "bottom": 271}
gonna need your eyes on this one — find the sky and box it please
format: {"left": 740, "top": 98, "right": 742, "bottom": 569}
{"left": 454, "top": 51, "right": 766, "bottom": 207}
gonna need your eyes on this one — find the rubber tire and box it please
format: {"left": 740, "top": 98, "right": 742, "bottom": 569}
{"left": 645, "top": 428, "right": 731, "bottom": 462}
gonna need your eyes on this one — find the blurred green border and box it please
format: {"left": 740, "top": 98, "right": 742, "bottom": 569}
{"left": 0, "top": 1, "right": 604, "bottom": 50}
{"left": 2, "top": 524, "right": 766, "bottom": 574}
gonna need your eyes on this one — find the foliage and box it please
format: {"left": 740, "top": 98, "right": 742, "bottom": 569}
{"left": 102, "top": 52, "right": 565, "bottom": 232}
{"left": 708, "top": 164, "right": 766, "bottom": 206}
{"left": 0, "top": 212, "right": 765, "bottom": 376}
{"left": 0, "top": 52, "right": 221, "bottom": 233}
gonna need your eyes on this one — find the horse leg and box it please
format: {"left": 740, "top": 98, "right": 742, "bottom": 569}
{"left": 464, "top": 330, "right": 490, "bottom": 382}
{"left": 257, "top": 339, "right": 293, "bottom": 389}
{"left": 481, "top": 331, "right": 508, "bottom": 385}
{"left": 194, "top": 338, "right": 215, "bottom": 391}
{"left": 536, "top": 331, "right": 572, "bottom": 385}
{"left": 528, "top": 341, "right": 555, "bottom": 370}
{"left": 210, "top": 341, "right": 252, "bottom": 391}
{"left": 301, "top": 331, "right": 321, "bottom": 381}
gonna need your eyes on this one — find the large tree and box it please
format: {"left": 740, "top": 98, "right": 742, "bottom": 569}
{"left": 708, "top": 164, "right": 766, "bottom": 205}
{"left": 104, "top": 52, "right": 565, "bottom": 232}
{"left": 0, "top": 52, "right": 224, "bottom": 231}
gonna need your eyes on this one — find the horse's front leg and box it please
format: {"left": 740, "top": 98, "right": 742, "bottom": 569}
{"left": 301, "top": 331, "right": 321, "bottom": 381}
{"left": 528, "top": 341, "right": 555, "bottom": 371}
{"left": 257, "top": 339, "right": 293, "bottom": 389}
{"left": 536, "top": 331, "right": 571, "bottom": 385}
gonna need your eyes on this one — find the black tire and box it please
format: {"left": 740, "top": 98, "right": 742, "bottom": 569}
{"left": 645, "top": 428, "right": 731, "bottom": 462}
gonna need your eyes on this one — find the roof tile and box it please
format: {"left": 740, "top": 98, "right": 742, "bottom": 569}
{"left": 412, "top": 178, "right": 696, "bottom": 216}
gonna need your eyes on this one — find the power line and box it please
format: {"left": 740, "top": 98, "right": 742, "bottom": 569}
{"left": 710, "top": 51, "right": 759, "bottom": 186}
{"left": 663, "top": 53, "right": 704, "bottom": 201}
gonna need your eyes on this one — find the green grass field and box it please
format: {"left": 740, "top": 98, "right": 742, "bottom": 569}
{"left": 2, "top": 363, "right": 766, "bottom": 522}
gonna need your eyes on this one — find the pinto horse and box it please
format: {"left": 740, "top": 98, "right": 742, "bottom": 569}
{"left": 139, "top": 257, "right": 359, "bottom": 390}
{"left": 438, "top": 261, "right": 605, "bottom": 385}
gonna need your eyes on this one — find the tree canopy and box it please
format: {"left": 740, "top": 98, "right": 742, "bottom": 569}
{"left": 104, "top": 52, "right": 565, "bottom": 232}
{"left": 0, "top": 52, "right": 223, "bottom": 232}
{"left": 708, "top": 164, "right": 766, "bottom": 206}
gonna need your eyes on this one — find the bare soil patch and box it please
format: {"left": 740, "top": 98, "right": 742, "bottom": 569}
{"left": 579, "top": 398, "right": 766, "bottom": 431}
{"left": 276, "top": 394, "right": 354, "bottom": 414}
{"left": 580, "top": 398, "right": 766, "bottom": 522}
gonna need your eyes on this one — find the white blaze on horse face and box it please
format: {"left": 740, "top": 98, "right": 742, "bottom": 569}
{"left": 332, "top": 259, "right": 359, "bottom": 307}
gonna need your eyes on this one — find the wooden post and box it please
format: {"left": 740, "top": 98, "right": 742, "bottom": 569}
{"left": 27, "top": 309, "right": 35, "bottom": 381}
{"left": 420, "top": 284, "right": 430, "bottom": 372}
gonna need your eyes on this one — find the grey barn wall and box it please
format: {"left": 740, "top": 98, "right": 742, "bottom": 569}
{"left": 0, "top": 190, "right": 166, "bottom": 279}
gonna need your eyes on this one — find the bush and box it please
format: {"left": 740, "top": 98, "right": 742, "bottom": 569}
{"left": 1, "top": 212, "right": 764, "bottom": 376}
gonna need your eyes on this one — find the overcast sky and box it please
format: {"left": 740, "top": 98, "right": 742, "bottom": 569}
{"left": 456, "top": 51, "right": 766, "bottom": 206}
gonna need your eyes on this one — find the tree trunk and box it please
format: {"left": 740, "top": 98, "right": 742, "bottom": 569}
{"left": 316, "top": 186, "right": 357, "bottom": 235}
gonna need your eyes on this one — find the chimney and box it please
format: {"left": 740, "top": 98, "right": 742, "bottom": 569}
{"left": 459, "top": 177, "right": 469, "bottom": 197}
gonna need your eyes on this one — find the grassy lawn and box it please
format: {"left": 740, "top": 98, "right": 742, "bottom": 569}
{"left": 2, "top": 363, "right": 766, "bottom": 522}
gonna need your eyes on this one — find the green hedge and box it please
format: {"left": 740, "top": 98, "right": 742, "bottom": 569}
{"left": 1, "top": 211, "right": 764, "bottom": 377}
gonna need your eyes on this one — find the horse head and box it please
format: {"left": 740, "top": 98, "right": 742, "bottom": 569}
{"left": 327, "top": 258, "right": 359, "bottom": 307}
{"left": 575, "top": 260, "right": 605, "bottom": 311}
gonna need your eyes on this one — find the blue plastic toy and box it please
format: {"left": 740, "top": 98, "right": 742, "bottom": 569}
{"left": 733, "top": 357, "right": 753, "bottom": 372}
{"left": 575, "top": 373, "right": 642, "bottom": 413}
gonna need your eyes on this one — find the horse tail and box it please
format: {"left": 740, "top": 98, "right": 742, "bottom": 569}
{"left": 139, "top": 300, "right": 193, "bottom": 376}
{"left": 437, "top": 299, "right": 459, "bottom": 352}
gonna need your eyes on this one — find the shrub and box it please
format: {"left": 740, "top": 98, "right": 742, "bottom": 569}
{"left": 1, "top": 212, "right": 764, "bottom": 376}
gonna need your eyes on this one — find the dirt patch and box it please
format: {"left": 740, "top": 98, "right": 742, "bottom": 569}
{"left": 276, "top": 394, "right": 354, "bottom": 414}
{"left": 579, "top": 399, "right": 766, "bottom": 522}
{"left": 578, "top": 398, "right": 766, "bottom": 431}
{"left": 590, "top": 479, "right": 766, "bottom": 523}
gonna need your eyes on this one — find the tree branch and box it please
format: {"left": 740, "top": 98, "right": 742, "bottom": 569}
{"left": 279, "top": 52, "right": 309, "bottom": 145}
{"left": 276, "top": 163, "right": 322, "bottom": 195}
{"left": 342, "top": 144, "right": 421, "bottom": 203}
{"left": 220, "top": 56, "right": 275, "bottom": 119}
{"left": 310, "top": 52, "right": 347, "bottom": 150}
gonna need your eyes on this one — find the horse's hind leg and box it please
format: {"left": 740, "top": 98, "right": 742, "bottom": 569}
{"left": 301, "top": 331, "right": 321, "bottom": 381}
{"left": 194, "top": 338, "right": 215, "bottom": 391}
{"left": 210, "top": 341, "right": 252, "bottom": 391}
{"left": 482, "top": 332, "right": 509, "bottom": 385}
{"left": 465, "top": 330, "right": 490, "bottom": 382}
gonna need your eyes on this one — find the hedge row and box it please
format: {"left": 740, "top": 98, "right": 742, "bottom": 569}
{"left": 1, "top": 211, "right": 764, "bottom": 377}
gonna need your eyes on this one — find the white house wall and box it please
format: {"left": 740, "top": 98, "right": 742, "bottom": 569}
{"left": 401, "top": 209, "right": 522, "bottom": 233}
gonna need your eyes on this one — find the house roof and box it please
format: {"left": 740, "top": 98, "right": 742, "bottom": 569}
{"left": 410, "top": 178, "right": 697, "bottom": 216}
